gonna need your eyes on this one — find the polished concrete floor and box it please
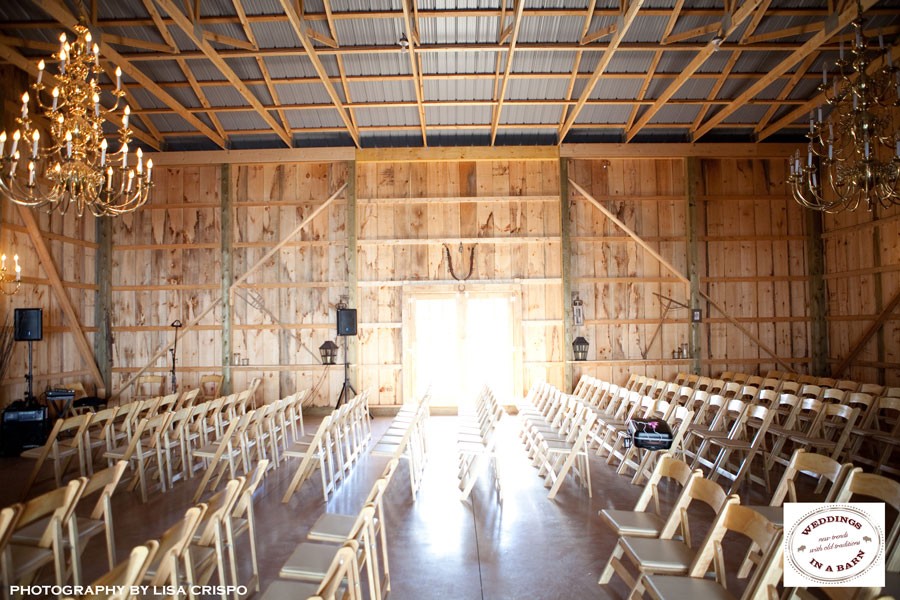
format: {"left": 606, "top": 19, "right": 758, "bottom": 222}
{"left": 0, "top": 413, "right": 776, "bottom": 599}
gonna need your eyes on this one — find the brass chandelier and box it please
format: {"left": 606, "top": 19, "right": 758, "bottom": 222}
{"left": 787, "top": 10, "right": 900, "bottom": 213}
{"left": 0, "top": 23, "right": 152, "bottom": 217}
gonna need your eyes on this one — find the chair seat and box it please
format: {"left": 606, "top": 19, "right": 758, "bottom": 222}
{"left": 21, "top": 445, "right": 78, "bottom": 460}
{"left": 259, "top": 580, "right": 323, "bottom": 600}
{"left": 307, "top": 513, "right": 356, "bottom": 543}
{"left": 620, "top": 537, "right": 694, "bottom": 572}
{"left": 787, "top": 435, "right": 836, "bottom": 448}
{"left": 599, "top": 510, "right": 667, "bottom": 537}
{"left": 6, "top": 543, "right": 54, "bottom": 578}
{"left": 745, "top": 505, "right": 783, "bottom": 528}
{"left": 12, "top": 516, "right": 104, "bottom": 547}
{"left": 643, "top": 574, "right": 736, "bottom": 600}
{"left": 279, "top": 542, "right": 340, "bottom": 580}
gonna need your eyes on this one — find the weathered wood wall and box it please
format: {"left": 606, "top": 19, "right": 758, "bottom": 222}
{"left": 568, "top": 156, "right": 813, "bottom": 385}
{"left": 356, "top": 159, "right": 564, "bottom": 404}
{"left": 0, "top": 66, "right": 100, "bottom": 407}
{"left": 824, "top": 202, "right": 900, "bottom": 385}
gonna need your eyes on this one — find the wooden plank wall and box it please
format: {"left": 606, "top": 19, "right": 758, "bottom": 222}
{"left": 0, "top": 66, "right": 99, "bottom": 407}
{"left": 568, "top": 157, "right": 813, "bottom": 386}
{"left": 230, "top": 162, "right": 348, "bottom": 406}
{"left": 568, "top": 158, "right": 691, "bottom": 383}
{"left": 356, "top": 160, "right": 563, "bottom": 405}
{"left": 823, "top": 202, "right": 900, "bottom": 385}
{"left": 699, "top": 158, "right": 812, "bottom": 376}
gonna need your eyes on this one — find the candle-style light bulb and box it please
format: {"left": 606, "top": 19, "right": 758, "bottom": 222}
{"left": 106, "top": 166, "right": 113, "bottom": 189}
{"left": 0, "top": 131, "right": 6, "bottom": 156}
{"left": 2, "top": 255, "right": 6, "bottom": 269}
{"left": 37, "top": 60, "right": 45, "bottom": 85}
{"left": 122, "top": 143, "right": 128, "bottom": 168}
{"left": 31, "top": 130, "right": 39, "bottom": 159}
{"left": 146, "top": 158, "right": 153, "bottom": 180}
{"left": 115, "top": 67, "right": 122, "bottom": 91}
{"left": 21, "top": 92, "right": 28, "bottom": 118}
{"left": 122, "top": 105, "right": 130, "bottom": 128}
{"left": 93, "top": 92, "right": 100, "bottom": 117}
{"left": 11, "top": 130, "right": 20, "bottom": 156}
{"left": 100, "top": 138, "right": 107, "bottom": 166}
{"left": 14, "top": 255, "right": 20, "bottom": 281}
{"left": 93, "top": 43, "right": 100, "bottom": 66}
{"left": 126, "top": 169, "right": 134, "bottom": 192}
{"left": 136, "top": 147, "right": 143, "bottom": 174}
{"left": 28, "top": 161, "right": 35, "bottom": 185}
{"left": 65, "top": 131, "right": 72, "bottom": 157}
{"left": 51, "top": 87, "right": 59, "bottom": 111}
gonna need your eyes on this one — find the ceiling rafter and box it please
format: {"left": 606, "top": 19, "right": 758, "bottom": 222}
{"left": 558, "top": 0, "right": 645, "bottom": 144}
{"left": 660, "top": 0, "right": 685, "bottom": 44}
{"left": 102, "top": 32, "right": 176, "bottom": 53}
{"left": 100, "top": 62, "right": 165, "bottom": 143}
{"left": 490, "top": 0, "right": 526, "bottom": 145}
{"left": 153, "top": 0, "right": 292, "bottom": 147}
{"left": 739, "top": 0, "right": 772, "bottom": 42}
{"left": 692, "top": 0, "right": 879, "bottom": 141}
{"left": 140, "top": 0, "right": 178, "bottom": 52}
{"left": 278, "top": 0, "right": 360, "bottom": 147}
{"left": 176, "top": 57, "right": 228, "bottom": 142}
{"left": 202, "top": 30, "right": 257, "bottom": 51}
{"left": 663, "top": 22, "right": 720, "bottom": 45}
{"left": 559, "top": 1, "right": 599, "bottom": 131}
{"left": 318, "top": 0, "right": 359, "bottom": 134}
{"left": 742, "top": 22, "right": 824, "bottom": 45}
{"left": 626, "top": 0, "right": 764, "bottom": 142}
{"left": 30, "top": 0, "right": 224, "bottom": 148}
{"left": 690, "top": 50, "right": 741, "bottom": 133}
{"left": 227, "top": 0, "right": 292, "bottom": 144}
{"left": 753, "top": 52, "right": 818, "bottom": 135}
{"left": 399, "top": 0, "right": 428, "bottom": 146}
{"left": 625, "top": 50, "right": 662, "bottom": 131}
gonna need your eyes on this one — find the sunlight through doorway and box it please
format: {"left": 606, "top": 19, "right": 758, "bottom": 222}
{"left": 403, "top": 287, "right": 521, "bottom": 409}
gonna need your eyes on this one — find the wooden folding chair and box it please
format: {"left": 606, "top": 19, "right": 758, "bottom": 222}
{"left": 600, "top": 478, "right": 735, "bottom": 594}
{"left": 536, "top": 410, "right": 597, "bottom": 499}
{"left": 281, "top": 415, "right": 335, "bottom": 504}
{"left": 81, "top": 540, "right": 159, "bottom": 600}
{"left": 133, "top": 375, "right": 166, "bottom": 403}
{"left": 191, "top": 412, "right": 255, "bottom": 503}
{"left": 260, "top": 541, "right": 362, "bottom": 600}
{"left": 700, "top": 403, "right": 777, "bottom": 494}
{"left": 226, "top": 459, "right": 269, "bottom": 597}
{"left": 280, "top": 505, "right": 379, "bottom": 600}
{"left": 82, "top": 407, "right": 120, "bottom": 476}
{"left": 20, "top": 413, "right": 92, "bottom": 500}
{"left": 834, "top": 468, "right": 900, "bottom": 561}
{"left": 638, "top": 504, "right": 784, "bottom": 600}
{"left": 199, "top": 374, "right": 225, "bottom": 402}
{"left": 189, "top": 478, "right": 244, "bottom": 600}
{"left": 142, "top": 505, "right": 207, "bottom": 592}
{"left": 3, "top": 478, "right": 87, "bottom": 592}
{"left": 103, "top": 413, "right": 173, "bottom": 503}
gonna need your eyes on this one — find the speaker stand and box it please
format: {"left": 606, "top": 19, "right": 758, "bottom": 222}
{"left": 25, "top": 339, "right": 35, "bottom": 404}
{"left": 335, "top": 335, "right": 356, "bottom": 409}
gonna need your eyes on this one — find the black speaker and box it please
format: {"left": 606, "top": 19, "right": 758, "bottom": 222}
{"left": 14, "top": 308, "right": 42, "bottom": 342}
{"left": 337, "top": 308, "right": 357, "bottom": 336}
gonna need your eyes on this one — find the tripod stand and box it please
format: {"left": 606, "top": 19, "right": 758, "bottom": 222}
{"left": 335, "top": 334, "right": 356, "bottom": 408}
{"left": 24, "top": 339, "right": 34, "bottom": 404}
{"left": 169, "top": 320, "right": 183, "bottom": 393}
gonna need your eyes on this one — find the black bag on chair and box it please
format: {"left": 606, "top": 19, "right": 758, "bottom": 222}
{"left": 625, "top": 418, "right": 674, "bottom": 451}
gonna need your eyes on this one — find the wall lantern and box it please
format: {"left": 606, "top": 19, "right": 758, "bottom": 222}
{"left": 319, "top": 340, "right": 338, "bottom": 365}
{"left": 572, "top": 337, "right": 589, "bottom": 361}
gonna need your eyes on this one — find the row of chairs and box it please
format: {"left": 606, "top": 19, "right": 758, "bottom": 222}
{"left": 268, "top": 458, "right": 399, "bottom": 600}
{"left": 19, "top": 380, "right": 262, "bottom": 502}
{"left": 370, "top": 393, "right": 431, "bottom": 499}
{"left": 191, "top": 390, "right": 309, "bottom": 502}
{"left": 597, "top": 447, "right": 900, "bottom": 599}
{"left": 709, "top": 369, "right": 898, "bottom": 398}
{"left": 457, "top": 386, "right": 506, "bottom": 501}
{"left": 517, "top": 382, "right": 596, "bottom": 499}
{"left": 281, "top": 391, "right": 373, "bottom": 504}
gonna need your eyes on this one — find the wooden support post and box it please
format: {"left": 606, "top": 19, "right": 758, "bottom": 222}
{"left": 805, "top": 208, "right": 828, "bottom": 376}
{"left": 220, "top": 164, "right": 233, "bottom": 395}
{"left": 568, "top": 178, "right": 797, "bottom": 373}
{"left": 345, "top": 163, "right": 358, "bottom": 394}
{"left": 17, "top": 207, "right": 106, "bottom": 396}
{"left": 685, "top": 157, "right": 702, "bottom": 375}
{"left": 94, "top": 216, "right": 113, "bottom": 395}
{"left": 872, "top": 207, "right": 885, "bottom": 384}
{"left": 559, "top": 158, "right": 575, "bottom": 392}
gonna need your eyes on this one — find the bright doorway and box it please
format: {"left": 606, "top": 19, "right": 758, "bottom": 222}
{"left": 403, "top": 286, "right": 522, "bottom": 409}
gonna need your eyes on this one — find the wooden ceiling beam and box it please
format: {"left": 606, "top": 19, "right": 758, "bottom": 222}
{"left": 278, "top": 0, "right": 360, "bottom": 147}
{"left": 102, "top": 32, "right": 178, "bottom": 53}
{"left": 490, "top": 0, "right": 526, "bottom": 145}
{"left": 30, "top": 0, "right": 225, "bottom": 148}
{"left": 101, "top": 62, "right": 165, "bottom": 143}
{"left": 692, "top": 0, "right": 879, "bottom": 141}
{"left": 176, "top": 57, "right": 228, "bottom": 142}
{"left": 626, "top": 0, "right": 764, "bottom": 142}
{"left": 660, "top": 0, "right": 685, "bottom": 44}
{"left": 558, "top": 0, "right": 644, "bottom": 143}
{"left": 742, "top": 22, "right": 824, "bottom": 45}
{"left": 153, "top": 0, "right": 292, "bottom": 147}
{"left": 399, "top": 0, "right": 428, "bottom": 146}
{"left": 227, "top": 0, "right": 292, "bottom": 142}
{"left": 202, "top": 30, "right": 257, "bottom": 51}
{"left": 559, "top": 1, "right": 599, "bottom": 130}
{"left": 663, "top": 22, "right": 719, "bottom": 45}
{"left": 739, "top": 0, "right": 772, "bottom": 42}
{"left": 754, "top": 52, "right": 817, "bottom": 135}
{"left": 625, "top": 50, "right": 662, "bottom": 131}
{"left": 140, "top": 0, "right": 179, "bottom": 51}
{"left": 581, "top": 23, "right": 616, "bottom": 45}
{"left": 0, "top": 40, "right": 162, "bottom": 150}
{"left": 319, "top": 0, "right": 359, "bottom": 138}
{"left": 690, "top": 50, "right": 741, "bottom": 133}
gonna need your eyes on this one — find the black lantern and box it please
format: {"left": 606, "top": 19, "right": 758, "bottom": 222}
{"left": 572, "top": 337, "right": 589, "bottom": 361}
{"left": 319, "top": 340, "right": 338, "bottom": 365}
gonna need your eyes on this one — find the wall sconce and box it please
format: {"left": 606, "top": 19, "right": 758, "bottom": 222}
{"left": 572, "top": 337, "right": 589, "bottom": 361}
{"left": 319, "top": 340, "right": 338, "bottom": 365}
{"left": 572, "top": 292, "right": 584, "bottom": 326}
